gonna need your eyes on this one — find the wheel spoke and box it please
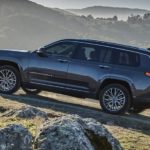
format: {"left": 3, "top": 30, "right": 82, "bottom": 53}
{"left": 103, "top": 87, "right": 126, "bottom": 112}
{"left": 0, "top": 71, "right": 5, "bottom": 78}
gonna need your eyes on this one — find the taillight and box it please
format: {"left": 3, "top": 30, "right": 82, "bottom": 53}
{"left": 145, "top": 72, "right": 150, "bottom": 77}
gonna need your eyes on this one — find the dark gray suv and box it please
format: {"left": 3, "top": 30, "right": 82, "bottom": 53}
{"left": 0, "top": 39, "right": 150, "bottom": 114}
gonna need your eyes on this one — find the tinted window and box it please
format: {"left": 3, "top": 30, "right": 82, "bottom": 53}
{"left": 72, "top": 44, "right": 140, "bottom": 66}
{"left": 98, "top": 46, "right": 109, "bottom": 62}
{"left": 103, "top": 48, "right": 140, "bottom": 67}
{"left": 44, "top": 42, "right": 77, "bottom": 57}
{"left": 73, "top": 44, "right": 100, "bottom": 62}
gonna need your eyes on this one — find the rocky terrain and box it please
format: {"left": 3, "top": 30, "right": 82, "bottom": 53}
{"left": 0, "top": 105, "right": 122, "bottom": 150}
{"left": 0, "top": 91, "right": 150, "bottom": 150}
{"left": 0, "top": 124, "right": 32, "bottom": 150}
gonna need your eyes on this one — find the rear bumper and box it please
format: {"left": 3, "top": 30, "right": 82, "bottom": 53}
{"left": 133, "top": 88, "right": 150, "bottom": 103}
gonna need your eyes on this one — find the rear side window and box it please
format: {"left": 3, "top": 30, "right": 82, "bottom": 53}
{"left": 72, "top": 44, "right": 140, "bottom": 67}
{"left": 103, "top": 47, "right": 140, "bottom": 67}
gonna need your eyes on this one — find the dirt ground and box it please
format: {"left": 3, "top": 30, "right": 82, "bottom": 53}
{"left": 0, "top": 90, "right": 150, "bottom": 150}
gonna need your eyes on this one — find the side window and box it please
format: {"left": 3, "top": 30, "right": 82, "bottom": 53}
{"left": 103, "top": 49, "right": 112, "bottom": 63}
{"left": 104, "top": 48, "right": 140, "bottom": 67}
{"left": 98, "top": 46, "right": 111, "bottom": 63}
{"left": 73, "top": 44, "right": 99, "bottom": 62}
{"left": 44, "top": 42, "right": 77, "bottom": 57}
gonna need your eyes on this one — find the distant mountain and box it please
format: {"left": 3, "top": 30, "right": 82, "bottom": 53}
{"left": 53, "top": 8, "right": 75, "bottom": 16}
{"left": 67, "top": 6, "right": 150, "bottom": 20}
{"left": 0, "top": 0, "right": 150, "bottom": 50}
{"left": 0, "top": 0, "right": 92, "bottom": 50}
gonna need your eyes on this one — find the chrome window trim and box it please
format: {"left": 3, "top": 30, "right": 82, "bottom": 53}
{"left": 42, "top": 40, "right": 150, "bottom": 60}
{"left": 63, "top": 40, "right": 149, "bottom": 57}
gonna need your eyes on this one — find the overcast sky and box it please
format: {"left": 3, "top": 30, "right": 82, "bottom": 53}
{"left": 30, "top": 0, "right": 150, "bottom": 10}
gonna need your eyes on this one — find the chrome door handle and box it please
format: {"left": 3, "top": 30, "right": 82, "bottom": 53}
{"left": 57, "top": 59, "right": 68, "bottom": 63}
{"left": 99, "top": 65, "right": 110, "bottom": 69}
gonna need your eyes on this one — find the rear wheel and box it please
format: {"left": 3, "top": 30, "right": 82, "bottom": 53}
{"left": 0, "top": 65, "right": 20, "bottom": 94}
{"left": 22, "top": 87, "right": 41, "bottom": 95}
{"left": 99, "top": 84, "right": 131, "bottom": 114}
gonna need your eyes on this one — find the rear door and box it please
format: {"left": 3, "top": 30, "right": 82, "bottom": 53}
{"left": 67, "top": 43, "right": 112, "bottom": 93}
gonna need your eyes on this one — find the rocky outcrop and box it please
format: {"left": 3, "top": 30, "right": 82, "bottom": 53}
{"left": 15, "top": 106, "right": 48, "bottom": 119}
{"left": 35, "top": 115, "right": 122, "bottom": 150}
{"left": 2, "top": 106, "right": 48, "bottom": 119}
{"left": 0, "top": 106, "right": 122, "bottom": 150}
{"left": 0, "top": 124, "right": 32, "bottom": 150}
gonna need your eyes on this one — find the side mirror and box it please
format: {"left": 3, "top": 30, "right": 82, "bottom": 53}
{"left": 36, "top": 49, "right": 47, "bottom": 57}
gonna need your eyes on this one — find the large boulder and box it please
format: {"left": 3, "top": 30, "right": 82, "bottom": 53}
{"left": 0, "top": 124, "right": 32, "bottom": 150}
{"left": 35, "top": 115, "right": 122, "bottom": 150}
{"left": 2, "top": 106, "right": 48, "bottom": 119}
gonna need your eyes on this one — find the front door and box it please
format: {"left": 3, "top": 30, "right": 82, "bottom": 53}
{"left": 28, "top": 41, "right": 78, "bottom": 88}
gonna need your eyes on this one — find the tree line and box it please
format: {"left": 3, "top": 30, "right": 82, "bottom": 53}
{"left": 81, "top": 13, "right": 150, "bottom": 24}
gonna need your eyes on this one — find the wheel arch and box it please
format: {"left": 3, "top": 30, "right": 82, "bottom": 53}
{"left": 0, "top": 60, "right": 23, "bottom": 81}
{"left": 97, "top": 78, "right": 133, "bottom": 103}
{"left": 0, "top": 60, "right": 20, "bottom": 70}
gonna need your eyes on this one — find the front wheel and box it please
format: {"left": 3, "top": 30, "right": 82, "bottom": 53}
{"left": 0, "top": 65, "right": 20, "bottom": 94}
{"left": 99, "top": 84, "right": 131, "bottom": 114}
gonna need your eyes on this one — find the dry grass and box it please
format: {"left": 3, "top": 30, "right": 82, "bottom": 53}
{"left": 0, "top": 95, "right": 64, "bottom": 115}
{"left": 105, "top": 125, "right": 150, "bottom": 150}
{"left": 0, "top": 96, "right": 64, "bottom": 137}
{"left": 0, "top": 117, "right": 38, "bottom": 137}
{"left": 41, "top": 91, "right": 99, "bottom": 109}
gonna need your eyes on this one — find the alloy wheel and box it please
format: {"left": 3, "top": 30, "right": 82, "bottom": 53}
{"left": 0, "top": 68, "right": 17, "bottom": 92}
{"left": 102, "top": 87, "right": 126, "bottom": 112}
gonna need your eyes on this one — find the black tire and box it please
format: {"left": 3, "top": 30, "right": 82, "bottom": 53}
{"left": 22, "top": 86, "right": 41, "bottom": 95}
{"left": 99, "top": 84, "right": 131, "bottom": 114}
{"left": 129, "top": 105, "right": 146, "bottom": 113}
{"left": 0, "top": 65, "right": 20, "bottom": 94}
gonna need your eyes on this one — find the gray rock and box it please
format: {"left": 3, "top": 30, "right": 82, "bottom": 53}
{"left": 0, "top": 106, "right": 8, "bottom": 113}
{"left": 0, "top": 124, "right": 32, "bottom": 150}
{"left": 35, "top": 115, "right": 122, "bottom": 150}
{"left": 2, "top": 106, "right": 48, "bottom": 119}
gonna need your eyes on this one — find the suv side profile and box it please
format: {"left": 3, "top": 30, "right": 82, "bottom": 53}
{"left": 0, "top": 39, "right": 150, "bottom": 114}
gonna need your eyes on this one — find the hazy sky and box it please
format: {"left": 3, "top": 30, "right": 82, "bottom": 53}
{"left": 30, "top": 0, "right": 150, "bottom": 10}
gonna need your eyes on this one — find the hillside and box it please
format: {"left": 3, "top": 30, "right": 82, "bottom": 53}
{"left": 0, "top": 0, "right": 150, "bottom": 50}
{"left": 67, "top": 6, "right": 150, "bottom": 20}
{"left": 0, "top": 0, "right": 91, "bottom": 50}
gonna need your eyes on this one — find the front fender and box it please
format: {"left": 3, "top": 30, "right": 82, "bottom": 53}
{"left": 0, "top": 53, "right": 30, "bottom": 82}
